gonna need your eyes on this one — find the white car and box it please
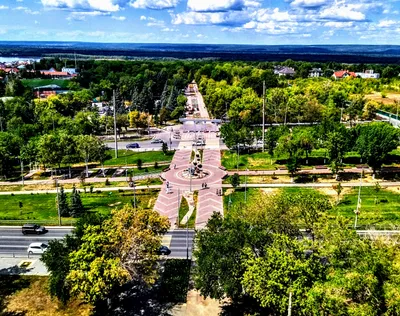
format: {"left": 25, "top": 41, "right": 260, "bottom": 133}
{"left": 27, "top": 242, "right": 48, "bottom": 255}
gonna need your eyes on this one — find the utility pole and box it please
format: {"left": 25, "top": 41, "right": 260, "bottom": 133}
{"left": 262, "top": 81, "right": 265, "bottom": 153}
{"left": 56, "top": 179, "right": 61, "bottom": 226}
{"left": 354, "top": 169, "right": 363, "bottom": 229}
{"left": 113, "top": 89, "right": 118, "bottom": 159}
{"left": 21, "top": 160, "right": 24, "bottom": 186}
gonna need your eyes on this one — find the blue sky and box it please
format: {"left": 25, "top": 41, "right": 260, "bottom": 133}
{"left": 0, "top": 0, "right": 400, "bottom": 44}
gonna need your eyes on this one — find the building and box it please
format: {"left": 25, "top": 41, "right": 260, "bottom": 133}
{"left": 274, "top": 66, "right": 296, "bottom": 77}
{"left": 332, "top": 70, "right": 357, "bottom": 79}
{"left": 355, "top": 70, "right": 380, "bottom": 79}
{"left": 40, "top": 67, "right": 74, "bottom": 78}
{"left": 309, "top": 68, "right": 323, "bottom": 77}
{"left": 34, "top": 84, "right": 69, "bottom": 98}
{"left": 61, "top": 67, "right": 77, "bottom": 74}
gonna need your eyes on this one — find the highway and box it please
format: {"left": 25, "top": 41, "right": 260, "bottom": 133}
{"left": 0, "top": 226, "right": 195, "bottom": 259}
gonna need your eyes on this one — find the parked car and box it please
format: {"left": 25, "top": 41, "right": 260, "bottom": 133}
{"left": 193, "top": 140, "right": 205, "bottom": 146}
{"left": 22, "top": 224, "right": 47, "bottom": 235}
{"left": 157, "top": 245, "right": 171, "bottom": 256}
{"left": 126, "top": 143, "right": 140, "bottom": 149}
{"left": 27, "top": 243, "right": 48, "bottom": 255}
{"left": 151, "top": 138, "right": 163, "bottom": 144}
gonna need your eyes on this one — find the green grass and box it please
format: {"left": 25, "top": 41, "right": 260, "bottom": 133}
{"left": 224, "top": 188, "right": 260, "bottom": 213}
{"left": 335, "top": 187, "right": 400, "bottom": 228}
{"left": 103, "top": 150, "right": 173, "bottom": 166}
{"left": 221, "top": 148, "right": 400, "bottom": 171}
{"left": 0, "top": 189, "right": 159, "bottom": 225}
{"left": 224, "top": 187, "right": 400, "bottom": 229}
{"left": 178, "top": 196, "right": 189, "bottom": 228}
{"left": 21, "top": 79, "right": 71, "bottom": 89}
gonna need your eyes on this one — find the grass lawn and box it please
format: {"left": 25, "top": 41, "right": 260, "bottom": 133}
{"left": 103, "top": 150, "right": 173, "bottom": 166}
{"left": 221, "top": 148, "right": 400, "bottom": 171}
{"left": 21, "top": 79, "right": 71, "bottom": 89}
{"left": 0, "top": 189, "right": 159, "bottom": 225}
{"left": 335, "top": 187, "right": 400, "bottom": 228}
{"left": 224, "top": 187, "right": 400, "bottom": 229}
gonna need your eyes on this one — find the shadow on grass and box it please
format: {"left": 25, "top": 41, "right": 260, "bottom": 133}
{"left": 0, "top": 275, "right": 35, "bottom": 316}
{"left": 93, "top": 259, "right": 191, "bottom": 316}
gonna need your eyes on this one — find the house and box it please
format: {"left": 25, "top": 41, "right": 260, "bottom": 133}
{"left": 332, "top": 70, "right": 356, "bottom": 79}
{"left": 355, "top": 70, "right": 380, "bottom": 79}
{"left": 61, "top": 67, "right": 77, "bottom": 74}
{"left": 309, "top": 68, "right": 323, "bottom": 78}
{"left": 40, "top": 67, "right": 74, "bottom": 78}
{"left": 4, "top": 68, "right": 19, "bottom": 74}
{"left": 274, "top": 66, "right": 296, "bottom": 77}
{"left": 34, "top": 84, "right": 69, "bottom": 98}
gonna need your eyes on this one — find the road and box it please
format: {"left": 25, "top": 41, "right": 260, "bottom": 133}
{"left": 0, "top": 227, "right": 195, "bottom": 259}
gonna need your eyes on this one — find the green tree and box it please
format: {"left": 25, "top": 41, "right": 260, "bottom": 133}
{"left": 67, "top": 205, "right": 170, "bottom": 303}
{"left": 58, "top": 186, "right": 70, "bottom": 217}
{"left": 162, "top": 141, "right": 168, "bottom": 154}
{"left": 70, "top": 186, "right": 84, "bottom": 218}
{"left": 356, "top": 122, "right": 399, "bottom": 175}
{"left": 229, "top": 173, "right": 240, "bottom": 188}
{"left": 75, "top": 135, "right": 104, "bottom": 177}
{"left": 325, "top": 126, "right": 348, "bottom": 178}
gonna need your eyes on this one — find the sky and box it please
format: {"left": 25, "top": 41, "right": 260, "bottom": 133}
{"left": 0, "top": 0, "right": 400, "bottom": 45}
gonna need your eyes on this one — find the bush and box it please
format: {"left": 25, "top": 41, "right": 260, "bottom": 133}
{"left": 137, "top": 159, "right": 143, "bottom": 170}
{"left": 118, "top": 189, "right": 124, "bottom": 193}
{"left": 380, "top": 198, "right": 389, "bottom": 203}
{"left": 105, "top": 178, "right": 110, "bottom": 186}
{"left": 154, "top": 162, "right": 159, "bottom": 169}
{"left": 90, "top": 186, "right": 94, "bottom": 193}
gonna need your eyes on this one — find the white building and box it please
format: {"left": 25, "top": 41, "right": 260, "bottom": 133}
{"left": 309, "top": 68, "right": 323, "bottom": 77}
{"left": 355, "top": 70, "right": 380, "bottom": 79}
{"left": 61, "top": 67, "right": 77, "bottom": 74}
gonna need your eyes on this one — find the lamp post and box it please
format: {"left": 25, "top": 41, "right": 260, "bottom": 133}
{"left": 354, "top": 168, "right": 362, "bottom": 229}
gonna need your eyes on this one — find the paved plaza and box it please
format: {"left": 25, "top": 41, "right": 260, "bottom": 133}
{"left": 153, "top": 83, "right": 226, "bottom": 228}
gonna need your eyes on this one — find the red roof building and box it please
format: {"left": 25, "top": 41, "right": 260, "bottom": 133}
{"left": 333, "top": 70, "right": 356, "bottom": 79}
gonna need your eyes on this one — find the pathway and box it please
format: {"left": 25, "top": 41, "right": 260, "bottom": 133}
{"left": 153, "top": 150, "right": 192, "bottom": 226}
{"left": 196, "top": 150, "right": 224, "bottom": 228}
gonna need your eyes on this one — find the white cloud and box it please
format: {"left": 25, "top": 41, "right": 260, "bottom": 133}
{"left": 255, "top": 8, "right": 294, "bottom": 22}
{"left": 130, "top": 0, "right": 179, "bottom": 10}
{"left": 112, "top": 15, "right": 126, "bottom": 20}
{"left": 187, "top": 0, "right": 259, "bottom": 12}
{"left": 67, "top": 11, "right": 110, "bottom": 21}
{"left": 161, "top": 27, "right": 177, "bottom": 31}
{"left": 320, "top": 4, "right": 366, "bottom": 21}
{"left": 0, "top": 5, "right": 9, "bottom": 9}
{"left": 172, "top": 10, "right": 251, "bottom": 25}
{"left": 14, "top": 6, "right": 40, "bottom": 14}
{"left": 145, "top": 17, "right": 165, "bottom": 26}
{"left": 291, "top": 0, "right": 330, "bottom": 9}
{"left": 324, "top": 21, "right": 354, "bottom": 28}
{"left": 378, "top": 19, "right": 398, "bottom": 27}
{"left": 140, "top": 15, "right": 147, "bottom": 20}
{"left": 41, "top": 0, "right": 121, "bottom": 12}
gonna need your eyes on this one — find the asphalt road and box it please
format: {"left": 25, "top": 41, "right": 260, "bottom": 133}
{"left": 0, "top": 226, "right": 70, "bottom": 257}
{"left": 0, "top": 226, "right": 195, "bottom": 259}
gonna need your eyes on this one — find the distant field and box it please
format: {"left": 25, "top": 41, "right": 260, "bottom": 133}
{"left": 21, "top": 79, "right": 70, "bottom": 89}
{"left": 0, "top": 189, "right": 159, "bottom": 225}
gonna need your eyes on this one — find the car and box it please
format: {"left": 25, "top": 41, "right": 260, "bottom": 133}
{"left": 193, "top": 140, "right": 205, "bottom": 146}
{"left": 22, "top": 224, "right": 47, "bottom": 235}
{"left": 151, "top": 138, "right": 163, "bottom": 144}
{"left": 204, "top": 130, "right": 210, "bottom": 133}
{"left": 157, "top": 245, "right": 171, "bottom": 256}
{"left": 126, "top": 143, "right": 140, "bottom": 149}
{"left": 183, "top": 130, "right": 189, "bottom": 133}
{"left": 27, "top": 243, "right": 48, "bottom": 255}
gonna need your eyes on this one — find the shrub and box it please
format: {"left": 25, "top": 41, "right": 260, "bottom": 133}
{"left": 90, "top": 186, "right": 94, "bottom": 193}
{"left": 154, "top": 162, "right": 159, "bottom": 169}
{"left": 105, "top": 178, "right": 110, "bottom": 186}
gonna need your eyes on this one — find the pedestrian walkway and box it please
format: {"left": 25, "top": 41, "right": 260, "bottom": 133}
{"left": 153, "top": 150, "right": 191, "bottom": 226}
{"left": 196, "top": 150, "right": 224, "bottom": 228}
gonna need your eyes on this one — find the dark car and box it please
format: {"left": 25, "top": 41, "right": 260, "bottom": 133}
{"left": 22, "top": 224, "right": 47, "bottom": 235}
{"left": 157, "top": 245, "right": 171, "bottom": 256}
{"left": 126, "top": 143, "right": 140, "bottom": 149}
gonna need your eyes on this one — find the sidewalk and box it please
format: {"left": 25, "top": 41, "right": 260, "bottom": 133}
{"left": 0, "top": 257, "right": 49, "bottom": 276}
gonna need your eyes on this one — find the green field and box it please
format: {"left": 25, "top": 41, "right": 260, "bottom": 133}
{"left": 21, "top": 79, "right": 71, "bottom": 89}
{"left": 221, "top": 149, "right": 400, "bottom": 171}
{"left": 103, "top": 150, "right": 173, "bottom": 166}
{"left": 224, "top": 187, "right": 400, "bottom": 229}
{"left": 0, "top": 189, "right": 159, "bottom": 225}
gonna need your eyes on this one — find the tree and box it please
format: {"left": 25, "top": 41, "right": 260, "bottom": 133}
{"left": 333, "top": 182, "right": 343, "bottom": 205}
{"left": 58, "top": 186, "right": 70, "bottom": 217}
{"left": 325, "top": 126, "right": 348, "bottom": 178}
{"left": 67, "top": 205, "right": 170, "bottom": 303}
{"left": 70, "top": 186, "right": 84, "bottom": 218}
{"left": 162, "top": 141, "right": 168, "bottom": 154}
{"left": 229, "top": 173, "right": 240, "bottom": 188}
{"left": 356, "top": 122, "right": 399, "bottom": 175}
{"left": 75, "top": 135, "right": 104, "bottom": 177}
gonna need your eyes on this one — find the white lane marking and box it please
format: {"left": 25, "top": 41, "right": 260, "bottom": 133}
{"left": 0, "top": 236, "right": 64, "bottom": 239}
